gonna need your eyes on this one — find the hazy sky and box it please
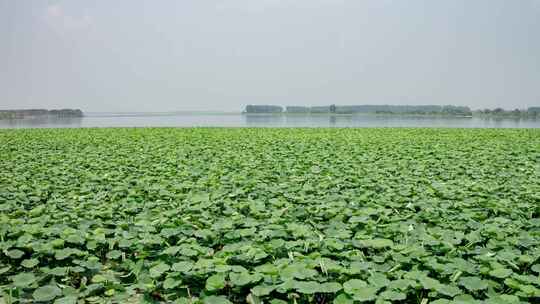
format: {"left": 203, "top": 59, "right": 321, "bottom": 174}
{"left": 1, "top": 0, "right": 539, "bottom": 112}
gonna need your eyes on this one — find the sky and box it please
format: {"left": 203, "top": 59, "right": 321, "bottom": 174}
{"left": 1, "top": 0, "right": 539, "bottom": 112}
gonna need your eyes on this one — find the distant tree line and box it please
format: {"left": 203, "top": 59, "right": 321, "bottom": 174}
{"left": 475, "top": 107, "right": 540, "bottom": 118}
{"left": 244, "top": 105, "right": 284, "bottom": 113}
{"left": 0, "top": 109, "right": 84, "bottom": 119}
{"left": 244, "top": 104, "right": 473, "bottom": 116}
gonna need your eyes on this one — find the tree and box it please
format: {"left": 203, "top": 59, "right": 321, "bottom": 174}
{"left": 329, "top": 104, "right": 336, "bottom": 113}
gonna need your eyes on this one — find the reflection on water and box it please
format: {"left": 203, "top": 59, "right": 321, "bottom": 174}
{"left": 0, "top": 116, "right": 83, "bottom": 128}
{"left": 244, "top": 114, "right": 284, "bottom": 125}
{"left": 1, "top": 114, "right": 539, "bottom": 129}
{"left": 245, "top": 114, "right": 540, "bottom": 128}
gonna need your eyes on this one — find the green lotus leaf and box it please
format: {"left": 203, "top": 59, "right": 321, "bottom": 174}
{"left": 29, "top": 205, "right": 45, "bottom": 217}
{"left": 388, "top": 279, "right": 414, "bottom": 290}
{"left": 380, "top": 290, "right": 406, "bottom": 301}
{"left": 355, "top": 238, "right": 394, "bottom": 249}
{"left": 333, "top": 293, "right": 355, "bottom": 304}
{"left": 92, "top": 274, "right": 107, "bottom": 283}
{"left": 149, "top": 262, "right": 170, "bottom": 278}
{"left": 343, "top": 279, "right": 367, "bottom": 295}
{"left": 162, "top": 246, "right": 181, "bottom": 255}
{"left": 65, "top": 234, "right": 85, "bottom": 245}
{"left": 214, "top": 264, "right": 232, "bottom": 273}
{"left": 280, "top": 262, "right": 318, "bottom": 280}
{"left": 342, "top": 279, "right": 378, "bottom": 301}
{"left": 254, "top": 264, "right": 278, "bottom": 275}
{"left": 519, "top": 284, "right": 540, "bottom": 296}
{"left": 458, "top": 276, "right": 488, "bottom": 291}
{"left": 430, "top": 300, "right": 452, "bottom": 304}
{"left": 452, "top": 294, "right": 483, "bottom": 304}
{"left": 504, "top": 278, "right": 522, "bottom": 290}
{"left": 418, "top": 276, "right": 440, "bottom": 290}
{"left": 489, "top": 268, "right": 513, "bottom": 279}
{"left": 368, "top": 273, "right": 390, "bottom": 288}
{"left": 352, "top": 287, "right": 378, "bottom": 302}
{"left": 486, "top": 294, "right": 521, "bottom": 304}
{"left": 294, "top": 281, "right": 320, "bottom": 294}
{"left": 206, "top": 273, "right": 226, "bottom": 291}
{"left": 0, "top": 266, "right": 11, "bottom": 275}
{"left": 512, "top": 274, "right": 538, "bottom": 285}
{"left": 163, "top": 277, "right": 182, "bottom": 289}
{"left": 251, "top": 284, "right": 275, "bottom": 296}
{"left": 54, "top": 296, "right": 78, "bottom": 304}
{"left": 203, "top": 296, "right": 232, "bottom": 304}
{"left": 33, "top": 284, "right": 62, "bottom": 302}
{"left": 172, "top": 261, "right": 194, "bottom": 272}
{"left": 6, "top": 249, "right": 24, "bottom": 259}
{"left": 434, "top": 284, "right": 462, "bottom": 297}
{"left": 106, "top": 250, "right": 122, "bottom": 260}
{"left": 45, "top": 267, "right": 68, "bottom": 276}
{"left": 289, "top": 280, "right": 341, "bottom": 294}
{"left": 54, "top": 248, "right": 83, "bottom": 260}
{"left": 21, "top": 258, "right": 39, "bottom": 268}
{"left": 174, "top": 298, "right": 196, "bottom": 304}
{"left": 11, "top": 272, "right": 37, "bottom": 288}
{"left": 245, "top": 293, "right": 262, "bottom": 304}
{"left": 319, "top": 282, "right": 342, "bottom": 293}
{"left": 229, "top": 271, "right": 260, "bottom": 286}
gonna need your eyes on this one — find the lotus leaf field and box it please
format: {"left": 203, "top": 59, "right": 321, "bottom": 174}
{"left": 0, "top": 128, "right": 539, "bottom": 304}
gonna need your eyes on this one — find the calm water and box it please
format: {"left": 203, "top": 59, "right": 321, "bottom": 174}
{"left": 1, "top": 113, "right": 540, "bottom": 129}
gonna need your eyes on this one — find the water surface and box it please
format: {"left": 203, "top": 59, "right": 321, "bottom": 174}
{"left": 1, "top": 113, "right": 539, "bottom": 129}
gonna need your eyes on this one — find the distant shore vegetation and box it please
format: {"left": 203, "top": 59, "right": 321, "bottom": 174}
{"left": 244, "top": 104, "right": 473, "bottom": 116}
{"left": 244, "top": 104, "right": 540, "bottom": 117}
{"left": 0, "top": 109, "right": 84, "bottom": 119}
{"left": 474, "top": 107, "right": 540, "bottom": 118}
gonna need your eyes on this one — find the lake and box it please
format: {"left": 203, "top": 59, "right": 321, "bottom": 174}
{"left": 1, "top": 113, "right": 540, "bottom": 129}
